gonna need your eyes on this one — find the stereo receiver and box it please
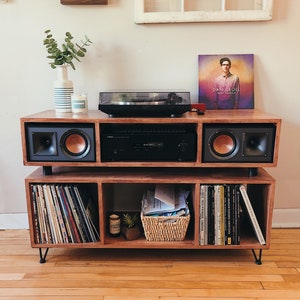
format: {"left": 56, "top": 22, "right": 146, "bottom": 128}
{"left": 100, "top": 123, "right": 197, "bottom": 162}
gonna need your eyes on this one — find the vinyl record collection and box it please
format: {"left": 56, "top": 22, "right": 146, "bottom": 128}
{"left": 30, "top": 183, "right": 99, "bottom": 244}
{"left": 200, "top": 184, "right": 265, "bottom": 246}
{"left": 199, "top": 184, "right": 241, "bottom": 246}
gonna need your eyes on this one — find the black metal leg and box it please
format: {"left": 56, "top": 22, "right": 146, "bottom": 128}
{"left": 39, "top": 248, "right": 49, "bottom": 263}
{"left": 251, "top": 249, "right": 262, "bottom": 265}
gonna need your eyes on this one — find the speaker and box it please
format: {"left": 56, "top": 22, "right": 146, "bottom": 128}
{"left": 25, "top": 123, "right": 96, "bottom": 162}
{"left": 202, "top": 124, "right": 276, "bottom": 163}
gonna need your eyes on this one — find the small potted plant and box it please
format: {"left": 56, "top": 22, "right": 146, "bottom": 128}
{"left": 43, "top": 29, "right": 92, "bottom": 112}
{"left": 121, "top": 213, "right": 141, "bottom": 241}
{"left": 43, "top": 29, "right": 92, "bottom": 70}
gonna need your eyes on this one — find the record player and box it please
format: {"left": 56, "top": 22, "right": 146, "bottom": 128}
{"left": 98, "top": 91, "right": 191, "bottom": 117}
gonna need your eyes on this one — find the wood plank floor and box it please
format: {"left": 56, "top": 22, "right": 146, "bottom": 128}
{"left": 0, "top": 228, "right": 300, "bottom": 299}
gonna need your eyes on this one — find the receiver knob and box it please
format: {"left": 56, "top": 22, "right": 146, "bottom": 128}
{"left": 178, "top": 142, "right": 189, "bottom": 152}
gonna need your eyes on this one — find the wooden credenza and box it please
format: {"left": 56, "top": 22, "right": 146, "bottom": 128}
{"left": 20, "top": 109, "right": 281, "bottom": 264}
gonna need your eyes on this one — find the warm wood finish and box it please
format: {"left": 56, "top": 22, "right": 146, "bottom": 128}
{"left": 21, "top": 110, "right": 281, "bottom": 264}
{"left": 21, "top": 109, "right": 282, "bottom": 123}
{"left": 25, "top": 167, "right": 275, "bottom": 251}
{"left": 61, "top": 0, "right": 108, "bottom": 5}
{"left": 20, "top": 109, "right": 282, "bottom": 168}
{"left": 0, "top": 228, "right": 300, "bottom": 299}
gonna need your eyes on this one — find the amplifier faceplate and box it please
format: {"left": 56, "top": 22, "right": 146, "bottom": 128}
{"left": 100, "top": 124, "right": 197, "bottom": 162}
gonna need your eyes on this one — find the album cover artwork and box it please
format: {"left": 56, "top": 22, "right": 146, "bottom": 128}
{"left": 198, "top": 54, "right": 254, "bottom": 110}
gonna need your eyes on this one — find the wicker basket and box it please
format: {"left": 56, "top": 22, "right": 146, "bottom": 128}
{"left": 141, "top": 212, "right": 190, "bottom": 241}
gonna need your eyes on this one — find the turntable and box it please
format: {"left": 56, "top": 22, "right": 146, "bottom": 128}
{"left": 98, "top": 91, "right": 191, "bottom": 117}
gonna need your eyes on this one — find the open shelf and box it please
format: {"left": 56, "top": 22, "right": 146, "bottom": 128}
{"left": 25, "top": 167, "right": 274, "bottom": 251}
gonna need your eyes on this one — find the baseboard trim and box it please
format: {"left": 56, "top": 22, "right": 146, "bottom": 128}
{"left": 272, "top": 208, "right": 300, "bottom": 228}
{"left": 0, "top": 213, "right": 29, "bottom": 230}
{"left": 1, "top": 209, "right": 300, "bottom": 230}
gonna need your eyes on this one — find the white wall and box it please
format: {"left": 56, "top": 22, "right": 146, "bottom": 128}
{"left": 0, "top": 1, "right": 299, "bottom": 222}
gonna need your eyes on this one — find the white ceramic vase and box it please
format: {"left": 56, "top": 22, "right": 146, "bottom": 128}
{"left": 54, "top": 65, "right": 73, "bottom": 113}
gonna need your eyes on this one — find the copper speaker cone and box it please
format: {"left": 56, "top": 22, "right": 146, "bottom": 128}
{"left": 64, "top": 133, "right": 87, "bottom": 155}
{"left": 212, "top": 134, "right": 235, "bottom": 156}
{"left": 61, "top": 130, "right": 91, "bottom": 158}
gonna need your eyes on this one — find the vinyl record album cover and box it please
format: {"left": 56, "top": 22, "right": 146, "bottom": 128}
{"left": 198, "top": 54, "right": 254, "bottom": 110}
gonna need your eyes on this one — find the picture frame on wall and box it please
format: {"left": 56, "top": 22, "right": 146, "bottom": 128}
{"left": 198, "top": 54, "right": 254, "bottom": 110}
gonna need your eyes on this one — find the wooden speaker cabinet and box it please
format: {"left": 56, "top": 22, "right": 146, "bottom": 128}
{"left": 20, "top": 109, "right": 281, "bottom": 264}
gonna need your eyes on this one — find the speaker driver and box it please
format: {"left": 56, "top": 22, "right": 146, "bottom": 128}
{"left": 32, "top": 132, "right": 57, "bottom": 156}
{"left": 243, "top": 132, "right": 268, "bottom": 157}
{"left": 61, "top": 130, "right": 90, "bottom": 158}
{"left": 209, "top": 131, "right": 239, "bottom": 160}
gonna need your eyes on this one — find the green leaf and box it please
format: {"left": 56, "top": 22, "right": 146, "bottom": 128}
{"left": 77, "top": 50, "right": 84, "bottom": 57}
{"left": 69, "top": 61, "right": 76, "bottom": 70}
{"left": 44, "top": 29, "right": 92, "bottom": 69}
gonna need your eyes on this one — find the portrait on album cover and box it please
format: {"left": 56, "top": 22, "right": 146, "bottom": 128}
{"left": 198, "top": 54, "right": 254, "bottom": 110}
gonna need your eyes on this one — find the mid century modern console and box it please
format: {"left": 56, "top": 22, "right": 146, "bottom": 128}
{"left": 20, "top": 109, "right": 281, "bottom": 264}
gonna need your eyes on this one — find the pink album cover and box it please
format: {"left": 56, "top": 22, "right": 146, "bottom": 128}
{"left": 198, "top": 54, "right": 254, "bottom": 110}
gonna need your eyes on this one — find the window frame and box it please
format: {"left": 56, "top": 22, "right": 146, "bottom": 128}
{"left": 134, "top": 0, "right": 274, "bottom": 24}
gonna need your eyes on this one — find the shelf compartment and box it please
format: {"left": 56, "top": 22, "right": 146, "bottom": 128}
{"left": 198, "top": 183, "right": 272, "bottom": 248}
{"left": 100, "top": 123, "right": 197, "bottom": 163}
{"left": 26, "top": 181, "right": 100, "bottom": 247}
{"left": 101, "top": 183, "right": 195, "bottom": 244}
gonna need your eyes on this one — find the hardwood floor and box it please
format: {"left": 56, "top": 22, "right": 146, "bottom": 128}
{"left": 0, "top": 228, "right": 300, "bottom": 299}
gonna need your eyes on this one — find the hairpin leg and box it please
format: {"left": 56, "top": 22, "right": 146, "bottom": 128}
{"left": 251, "top": 249, "right": 262, "bottom": 265}
{"left": 39, "top": 248, "right": 49, "bottom": 264}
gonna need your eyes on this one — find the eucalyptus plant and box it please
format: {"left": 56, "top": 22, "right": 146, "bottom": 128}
{"left": 43, "top": 29, "right": 92, "bottom": 70}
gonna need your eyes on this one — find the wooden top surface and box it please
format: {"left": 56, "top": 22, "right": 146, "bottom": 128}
{"left": 21, "top": 109, "right": 281, "bottom": 124}
{"left": 26, "top": 166, "right": 275, "bottom": 184}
